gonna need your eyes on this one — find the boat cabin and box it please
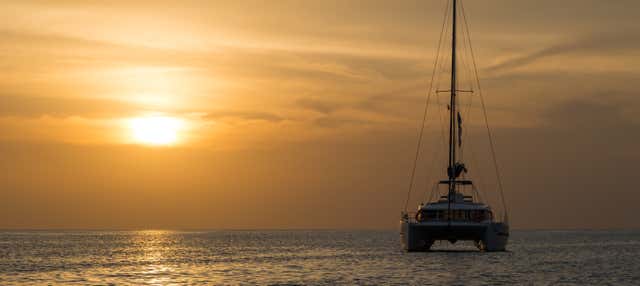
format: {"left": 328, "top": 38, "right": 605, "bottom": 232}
{"left": 415, "top": 192, "right": 494, "bottom": 223}
{"left": 416, "top": 205, "right": 493, "bottom": 223}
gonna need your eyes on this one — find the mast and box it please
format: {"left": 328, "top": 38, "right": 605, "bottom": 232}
{"left": 448, "top": 0, "right": 457, "bottom": 190}
{"left": 447, "top": 0, "right": 458, "bottom": 225}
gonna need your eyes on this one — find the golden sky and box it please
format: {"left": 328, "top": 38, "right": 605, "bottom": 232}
{"left": 1, "top": 0, "right": 639, "bottom": 229}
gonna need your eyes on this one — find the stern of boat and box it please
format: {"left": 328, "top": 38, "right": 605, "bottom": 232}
{"left": 479, "top": 222, "right": 509, "bottom": 252}
{"left": 401, "top": 212, "right": 509, "bottom": 252}
{"left": 400, "top": 213, "right": 433, "bottom": 251}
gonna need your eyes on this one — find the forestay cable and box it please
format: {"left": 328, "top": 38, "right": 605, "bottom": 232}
{"left": 404, "top": 0, "right": 451, "bottom": 212}
{"left": 460, "top": 0, "right": 509, "bottom": 222}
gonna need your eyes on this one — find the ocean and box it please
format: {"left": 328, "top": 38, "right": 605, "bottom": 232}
{"left": 0, "top": 230, "right": 638, "bottom": 285}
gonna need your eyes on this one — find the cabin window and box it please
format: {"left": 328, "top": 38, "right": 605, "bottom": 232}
{"left": 471, "top": 210, "right": 481, "bottom": 221}
{"left": 455, "top": 210, "right": 464, "bottom": 220}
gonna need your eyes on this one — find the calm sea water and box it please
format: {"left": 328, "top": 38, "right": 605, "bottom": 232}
{"left": 0, "top": 230, "right": 638, "bottom": 285}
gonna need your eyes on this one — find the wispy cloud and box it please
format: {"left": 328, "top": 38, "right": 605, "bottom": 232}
{"left": 0, "top": 94, "right": 140, "bottom": 118}
{"left": 202, "top": 110, "right": 285, "bottom": 123}
{"left": 486, "top": 31, "right": 640, "bottom": 73}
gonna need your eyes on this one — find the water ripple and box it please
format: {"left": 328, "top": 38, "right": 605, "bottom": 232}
{"left": 0, "top": 230, "right": 638, "bottom": 285}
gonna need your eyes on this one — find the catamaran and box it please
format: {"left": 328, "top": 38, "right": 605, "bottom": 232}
{"left": 400, "top": 0, "right": 509, "bottom": 252}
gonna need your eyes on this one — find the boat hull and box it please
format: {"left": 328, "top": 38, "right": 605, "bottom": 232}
{"left": 400, "top": 220, "right": 508, "bottom": 252}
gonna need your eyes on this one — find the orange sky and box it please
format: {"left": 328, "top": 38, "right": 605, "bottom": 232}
{"left": 1, "top": 0, "right": 639, "bottom": 229}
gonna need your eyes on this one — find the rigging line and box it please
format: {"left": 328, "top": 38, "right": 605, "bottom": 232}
{"left": 459, "top": 11, "right": 475, "bottom": 163}
{"left": 405, "top": 0, "right": 450, "bottom": 211}
{"left": 435, "top": 49, "right": 450, "bottom": 149}
{"left": 473, "top": 184, "right": 485, "bottom": 205}
{"left": 461, "top": 0, "right": 509, "bottom": 221}
{"left": 403, "top": 0, "right": 451, "bottom": 212}
{"left": 431, "top": 82, "right": 448, "bottom": 200}
{"left": 424, "top": 2, "right": 454, "bottom": 203}
{"left": 459, "top": 13, "right": 489, "bottom": 207}
{"left": 422, "top": 3, "right": 453, "bottom": 203}
{"left": 435, "top": 1, "right": 452, "bottom": 149}
{"left": 460, "top": 12, "right": 474, "bottom": 92}
{"left": 456, "top": 10, "right": 490, "bottom": 200}
{"left": 439, "top": 0, "right": 455, "bottom": 170}
{"left": 464, "top": 116, "right": 490, "bottom": 206}
{"left": 456, "top": 4, "right": 475, "bottom": 161}
{"left": 460, "top": 0, "right": 492, "bottom": 202}
{"left": 425, "top": 182, "right": 438, "bottom": 204}
{"left": 422, "top": 109, "right": 441, "bottom": 200}
{"left": 422, "top": 122, "right": 444, "bottom": 202}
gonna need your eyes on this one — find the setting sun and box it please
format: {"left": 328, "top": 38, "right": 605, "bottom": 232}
{"left": 129, "top": 116, "right": 184, "bottom": 146}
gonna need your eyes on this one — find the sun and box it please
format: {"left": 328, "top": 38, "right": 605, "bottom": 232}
{"left": 129, "top": 116, "right": 184, "bottom": 146}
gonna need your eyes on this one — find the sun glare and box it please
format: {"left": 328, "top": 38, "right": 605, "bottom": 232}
{"left": 129, "top": 116, "right": 184, "bottom": 146}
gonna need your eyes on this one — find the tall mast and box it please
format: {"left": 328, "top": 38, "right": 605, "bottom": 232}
{"left": 446, "top": 0, "right": 458, "bottom": 226}
{"left": 448, "top": 0, "right": 457, "bottom": 187}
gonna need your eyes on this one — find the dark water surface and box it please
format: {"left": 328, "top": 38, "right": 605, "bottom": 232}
{"left": 0, "top": 230, "right": 638, "bottom": 285}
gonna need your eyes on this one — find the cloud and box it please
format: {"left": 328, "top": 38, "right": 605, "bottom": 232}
{"left": 355, "top": 84, "right": 427, "bottom": 114}
{"left": 313, "top": 116, "right": 371, "bottom": 128}
{"left": 0, "top": 94, "right": 140, "bottom": 118}
{"left": 486, "top": 31, "right": 640, "bottom": 73}
{"left": 295, "top": 98, "right": 345, "bottom": 114}
{"left": 203, "top": 110, "right": 284, "bottom": 123}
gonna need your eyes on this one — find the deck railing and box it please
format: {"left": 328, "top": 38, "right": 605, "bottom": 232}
{"left": 401, "top": 211, "right": 500, "bottom": 223}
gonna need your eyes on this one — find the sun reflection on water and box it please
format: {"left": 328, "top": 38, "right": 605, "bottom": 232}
{"left": 130, "top": 230, "right": 177, "bottom": 285}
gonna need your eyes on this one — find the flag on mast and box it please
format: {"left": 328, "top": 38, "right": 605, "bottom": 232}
{"left": 457, "top": 112, "right": 463, "bottom": 147}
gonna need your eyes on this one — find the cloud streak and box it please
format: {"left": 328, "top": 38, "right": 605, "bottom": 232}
{"left": 486, "top": 31, "right": 640, "bottom": 73}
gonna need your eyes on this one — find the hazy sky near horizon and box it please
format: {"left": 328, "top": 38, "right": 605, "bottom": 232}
{"left": 1, "top": 0, "right": 639, "bottom": 229}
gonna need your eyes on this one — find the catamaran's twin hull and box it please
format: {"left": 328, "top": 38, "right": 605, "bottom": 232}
{"left": 400, "top": 221, "right": 508, "bottom": 252}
